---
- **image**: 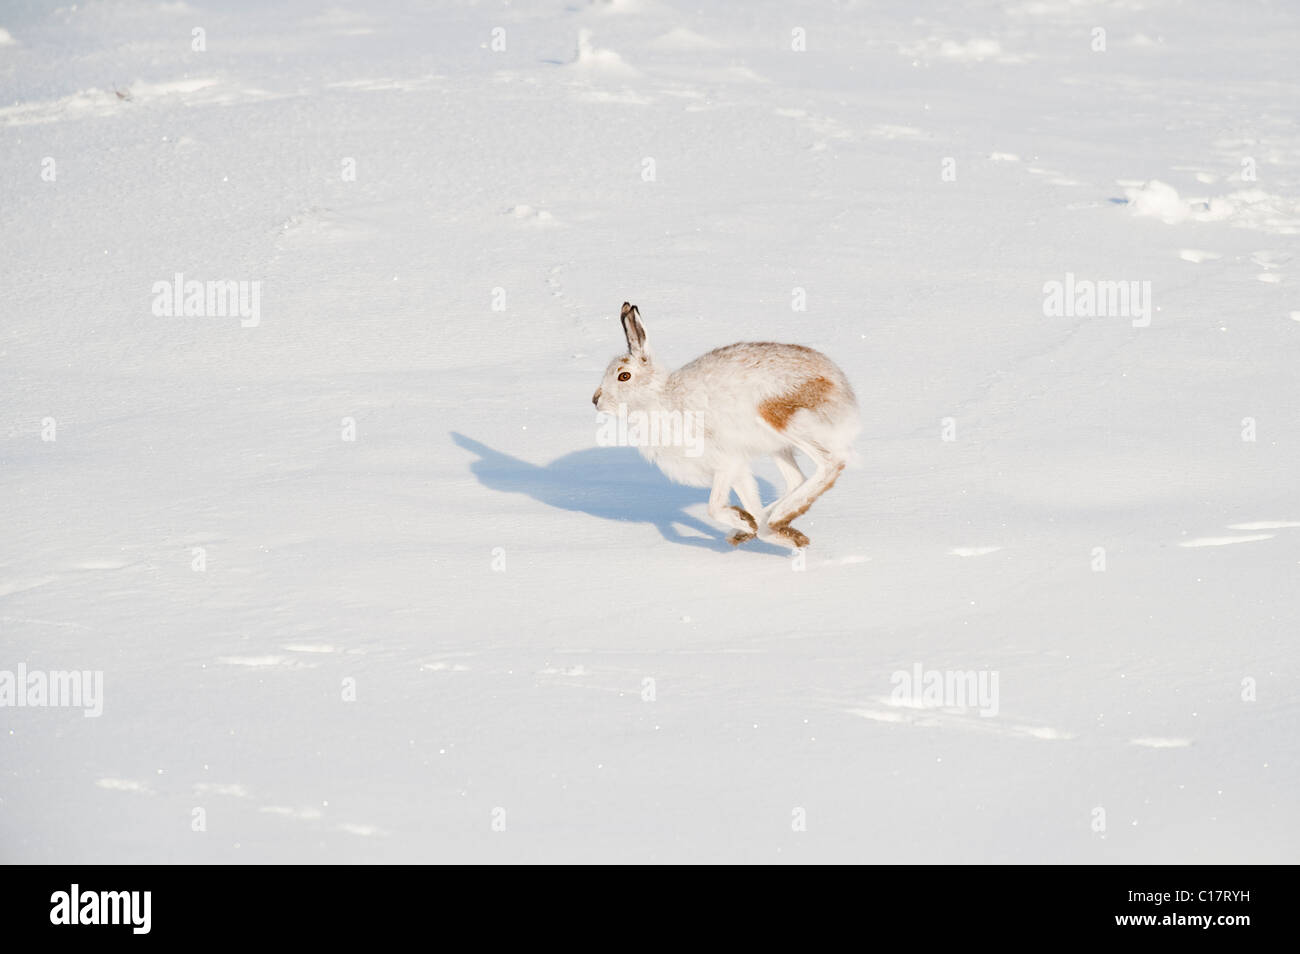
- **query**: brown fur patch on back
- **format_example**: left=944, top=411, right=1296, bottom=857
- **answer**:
left=759, top=376, right=835, bottom=431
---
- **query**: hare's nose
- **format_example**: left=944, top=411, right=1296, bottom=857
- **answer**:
left=592, top=388, right=602, bottom=407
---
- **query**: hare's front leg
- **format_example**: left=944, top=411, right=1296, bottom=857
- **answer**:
left=708, top=469, right=758, bottom=546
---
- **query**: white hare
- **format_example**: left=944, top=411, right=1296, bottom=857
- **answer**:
left=592, top=302, right=859, bottom=549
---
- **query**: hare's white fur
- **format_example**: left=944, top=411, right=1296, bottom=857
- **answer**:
left=592, top=302, right=858, bottom=549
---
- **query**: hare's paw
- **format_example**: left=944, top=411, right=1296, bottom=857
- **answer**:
left=764, top=524, right=810, bottom=549
left=728, top=506, right=758, bottom=532
left=707, top=501, right=758, bottom=542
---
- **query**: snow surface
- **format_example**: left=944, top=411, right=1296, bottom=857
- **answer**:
left=1, top=0, right=1297, bottom=863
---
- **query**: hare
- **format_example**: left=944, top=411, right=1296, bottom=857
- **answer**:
left=592, top=302, right=859, bottom=549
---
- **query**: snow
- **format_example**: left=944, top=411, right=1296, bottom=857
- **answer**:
left=1, top=0, right=1297, bottom=863
left=1125, top=179, right=1300, bottom=231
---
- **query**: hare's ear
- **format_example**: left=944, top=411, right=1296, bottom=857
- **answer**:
left=620, top=302, right=649, bottom=360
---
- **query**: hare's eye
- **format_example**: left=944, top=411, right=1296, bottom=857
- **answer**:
left=617, top=371, right=631, bottom=382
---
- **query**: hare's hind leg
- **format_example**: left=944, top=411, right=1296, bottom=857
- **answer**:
left=708, top=468, right=758, bottom=546
left=752, top=448, right=805, bottom=544
left=772, top=447, right=805, bottom=497
left=761, top=438, right=845, bottom=549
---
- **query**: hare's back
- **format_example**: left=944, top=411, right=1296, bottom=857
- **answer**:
left=673, top=342, right=855, bottom=406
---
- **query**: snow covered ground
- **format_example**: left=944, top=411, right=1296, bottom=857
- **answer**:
left=2, top=0, right=1297, bottom=863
